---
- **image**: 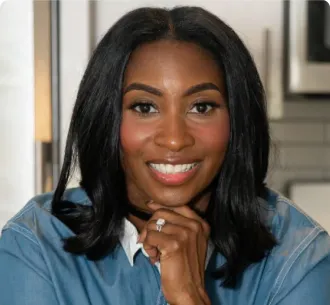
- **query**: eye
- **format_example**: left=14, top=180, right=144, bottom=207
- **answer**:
left=189, top=101, right=220, bottom=114
left=129, top=101, right=158, bottom=115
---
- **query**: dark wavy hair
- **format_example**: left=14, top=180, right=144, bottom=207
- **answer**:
left=51, top=6, right=277, bottom=288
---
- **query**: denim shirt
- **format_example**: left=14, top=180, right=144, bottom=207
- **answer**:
left=0, top=187, right=330, bottom=305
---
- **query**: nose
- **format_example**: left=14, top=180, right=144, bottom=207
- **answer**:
left=153, top=114, right=195, bottom=152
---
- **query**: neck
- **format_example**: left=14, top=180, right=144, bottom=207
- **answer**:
left=128, top=203, right=152, bottom=221
left=127, top=213, right=147, bottom=233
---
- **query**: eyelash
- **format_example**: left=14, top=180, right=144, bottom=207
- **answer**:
left=128, top=101, right=158, bottom=117
left=128, top=100, right=221, bottom=116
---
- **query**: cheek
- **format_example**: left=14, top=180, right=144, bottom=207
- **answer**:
left=120, top=115, right=153, bottom=156
left=195, top=115, right=230, bottom=156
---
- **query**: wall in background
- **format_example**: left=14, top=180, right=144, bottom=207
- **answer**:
left=59, top=0, right=90, bottom=188
left=268, top=100, right=330, bottom=195
left=0, top=0, right=35, bottom=228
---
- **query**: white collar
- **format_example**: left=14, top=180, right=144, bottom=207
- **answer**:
left=120, top=218, right=215, bottom=269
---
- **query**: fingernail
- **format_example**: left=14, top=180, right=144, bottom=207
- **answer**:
left=146, top=200, right=154, bottom=206
left=136, top=234, right=141, bottom=244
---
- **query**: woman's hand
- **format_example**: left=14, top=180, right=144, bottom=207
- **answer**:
left=138, top=202, right=211, bottom=305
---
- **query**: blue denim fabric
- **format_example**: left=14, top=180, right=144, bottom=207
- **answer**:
left=0, top=187, right=330, bottom=305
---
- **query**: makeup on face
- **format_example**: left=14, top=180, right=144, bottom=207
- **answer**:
left=120, top=40, right=230, bottom=217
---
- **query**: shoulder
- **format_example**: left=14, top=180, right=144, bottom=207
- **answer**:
left=0, top=188, right=92, bottom=303
left=262, top=188, right=330, bottom=304
left=265, top=188, right=328, bottom=252
left=266, top=188, right=322, bottom=231
left=1, top=187, right=90, bottom=247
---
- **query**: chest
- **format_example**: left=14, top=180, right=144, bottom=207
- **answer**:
left=49, top=249, right=271, bottom=305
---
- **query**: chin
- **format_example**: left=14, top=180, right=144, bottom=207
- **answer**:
left=153, top=196, right=191, bottom=207
left=148, top=187, right=201, bottom=206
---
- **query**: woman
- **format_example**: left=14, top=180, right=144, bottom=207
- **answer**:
left=0, top=6, right=330, bottom=305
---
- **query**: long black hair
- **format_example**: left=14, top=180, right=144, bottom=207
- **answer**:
left=51, top=6, right=276, bottom=288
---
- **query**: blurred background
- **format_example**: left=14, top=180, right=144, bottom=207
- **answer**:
left=0, top=0, right=329, bottom=230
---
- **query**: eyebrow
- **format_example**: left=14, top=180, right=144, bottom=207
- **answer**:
left=123, top=82, right=221, bottom=97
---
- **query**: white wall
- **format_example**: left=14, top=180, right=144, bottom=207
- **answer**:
left=59, top=0, right=90, bottom=187
left=0, top=0, right=35, bottom=228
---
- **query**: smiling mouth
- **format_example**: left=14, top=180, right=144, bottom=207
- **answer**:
left=149, top=163, right=199, bottom=174
left=147, top=162, right=200, bottom=185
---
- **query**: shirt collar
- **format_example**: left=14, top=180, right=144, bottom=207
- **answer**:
left=120, top=218, right=215, bottom=268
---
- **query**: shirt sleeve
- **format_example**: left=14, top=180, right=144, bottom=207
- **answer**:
left=274, top=248, right=330, bottom=305
left=0, top=225, right=59, bottom=305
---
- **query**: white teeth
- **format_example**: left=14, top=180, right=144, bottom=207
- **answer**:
left=160, top=164, right=166, bottom=173
left=150, top=163, right=198, bottom=174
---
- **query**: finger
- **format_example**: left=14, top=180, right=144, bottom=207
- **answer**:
left=146, top=220, right=191, bottom=242
left=143, top=222, right=200, bottom=267
left=145, top=207, right=210, bottom=239
left=142, top=242, right=159, bottom=259
left=143, top=230, right=177, bottom=258
left=138, top=211, right=175, bottom=243
left=145, top=210, right=208, bottom=276
left=137, top=209, right=176, bottom=244
left=147, top=202, right=210, bottom=236
left=146, top=220, right=207, bottom=272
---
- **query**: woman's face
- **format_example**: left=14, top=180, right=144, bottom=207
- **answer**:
left=120, top=40, right=230, bottom=211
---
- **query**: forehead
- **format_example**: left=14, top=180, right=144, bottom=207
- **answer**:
left=123, top=40, right=224, bottom=88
